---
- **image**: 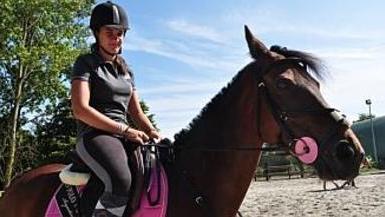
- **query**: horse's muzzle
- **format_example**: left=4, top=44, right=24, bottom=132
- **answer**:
left=335, top=140, right=365, bottom=164
left=336, top=140, right=355, bottom=161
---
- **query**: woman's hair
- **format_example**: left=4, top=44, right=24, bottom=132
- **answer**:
left=115, top=55, right=133, bottom=77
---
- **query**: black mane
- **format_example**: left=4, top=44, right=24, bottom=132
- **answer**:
left=270, top=45, right=328, bottom=81
left=173, top=65, right=253, bottom=147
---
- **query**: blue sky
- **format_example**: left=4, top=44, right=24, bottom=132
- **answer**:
left=102, top=0, right=385, bottom=138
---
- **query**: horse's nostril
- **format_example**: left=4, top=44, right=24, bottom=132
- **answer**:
left=336, top=140, right=355, bottom=160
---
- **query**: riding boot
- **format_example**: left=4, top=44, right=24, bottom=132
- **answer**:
left=92, top=192, right=129, bottom=217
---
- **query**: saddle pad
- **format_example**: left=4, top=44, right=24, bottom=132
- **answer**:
left=45, top=184, right=84, bottom=217
left=132, top=164, right=168, bottom=217
left=45, top=165, right=168, bottom=217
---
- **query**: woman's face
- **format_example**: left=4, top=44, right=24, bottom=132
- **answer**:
left=97, top=26, right=125, bottom=54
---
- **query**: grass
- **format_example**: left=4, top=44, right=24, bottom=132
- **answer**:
left=359, top=167, right=385, bottom=175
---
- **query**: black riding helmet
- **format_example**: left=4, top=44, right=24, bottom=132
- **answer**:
left=90, top=1, right=129, bottom=32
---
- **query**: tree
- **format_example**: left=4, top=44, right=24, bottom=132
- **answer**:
left=353, top=113, right=376, bottom=123
left=0, top=0, right=94, bottom=188
left=34, top=98, right=77, bottom=165
left=127, top=101, right=158, bottom=130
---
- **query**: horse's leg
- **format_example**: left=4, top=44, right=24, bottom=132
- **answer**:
left=331, top=181, right=340, bottom=189
left=340, top=179, right=357, bottom=189
left=0, top=164, right=63, bottom=217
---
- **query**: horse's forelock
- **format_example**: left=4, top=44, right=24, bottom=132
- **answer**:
left=270, top=45, right=328, bottom=81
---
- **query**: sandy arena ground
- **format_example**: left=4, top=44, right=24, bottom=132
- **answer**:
left=239, top=173, right=385, bottom=217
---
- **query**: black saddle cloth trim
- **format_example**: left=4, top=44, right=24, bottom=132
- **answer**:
left=55, top=184, right=81, bottom=217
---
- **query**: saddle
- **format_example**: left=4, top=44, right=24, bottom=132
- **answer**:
left=45, top=139, right=174, bottom=217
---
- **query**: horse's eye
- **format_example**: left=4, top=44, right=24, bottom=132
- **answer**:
left=298, top=62, right=307, bottom=71
left=276, top=78, right=291, bottom=89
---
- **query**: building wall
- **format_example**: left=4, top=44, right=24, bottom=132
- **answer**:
left=352, top=116, right=385, bottom=167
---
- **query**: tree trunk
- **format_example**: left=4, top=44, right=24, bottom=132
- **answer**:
left=4, top=73, right=23, bottom=188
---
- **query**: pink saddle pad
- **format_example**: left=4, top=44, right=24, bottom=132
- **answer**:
left=45, top=165, right=168, bottom=217
left=132, top=165, right=168, bottom=217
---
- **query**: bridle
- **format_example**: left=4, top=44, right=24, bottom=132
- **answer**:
left=254, top=57, right=350, bottom=158
left=162, top=57, right=351, bottom=217
left=175, top=57, right=350, bottom=155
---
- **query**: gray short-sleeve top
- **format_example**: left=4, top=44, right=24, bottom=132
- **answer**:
left=72, top=46, right=135, bottom=136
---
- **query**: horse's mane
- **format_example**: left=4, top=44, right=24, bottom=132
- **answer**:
left=270, top=45, right=328, bottom=81
left=173, top=65, right=253, bottom=147
left=173, top=45, right=327, bottom=146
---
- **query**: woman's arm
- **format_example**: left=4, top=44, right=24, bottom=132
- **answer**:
left=128, top=91, right=161, bottom=139
left=71, top=80, right=148, bottom=143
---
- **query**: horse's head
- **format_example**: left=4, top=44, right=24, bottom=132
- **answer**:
left=244, top=26, right=365, bottom=181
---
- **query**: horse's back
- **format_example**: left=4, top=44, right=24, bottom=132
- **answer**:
left=0, top=164, right=64, bottom=217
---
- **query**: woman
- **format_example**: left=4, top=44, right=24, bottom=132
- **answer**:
left=71, top=1, right=161, bottom=216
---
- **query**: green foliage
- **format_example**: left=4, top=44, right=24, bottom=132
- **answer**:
left=127, top=101, right=158, bottom=130
left=0, top=0, right=93, bottom=112
left=34, top=98, right=77, bottom=164
left=354, top=113, right=376, bottom=123
left=364, top=155, right=379, bottom=169
left=0, top=0, right=95, bottom=187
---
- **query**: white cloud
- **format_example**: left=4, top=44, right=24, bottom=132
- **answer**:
left=139, top=79, right=227, bottom=95
left=165, top=19, right=225, bottom=44
left=222, top=5, right=385, bottom=41
left=124, top=32, right=245, bottom=71
left=122, top=27, right=252, bottom=138
left=142, top=91, right=216, bottom=138
left=320, top=50, right=385, bottom=121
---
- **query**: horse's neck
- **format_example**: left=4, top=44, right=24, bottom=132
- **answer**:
left=169, top=71, right=264, bottom=217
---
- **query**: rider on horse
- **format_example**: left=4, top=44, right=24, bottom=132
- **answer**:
left=71, top=1, right=161, bottom=216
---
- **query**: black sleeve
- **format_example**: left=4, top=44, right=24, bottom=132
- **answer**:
left=71, top=55, right=92, bottom=82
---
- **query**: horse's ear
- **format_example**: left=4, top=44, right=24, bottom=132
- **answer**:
left=244, top=25, right=270, bottom=59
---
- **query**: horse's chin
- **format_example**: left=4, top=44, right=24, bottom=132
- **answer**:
left=314, top=159, right=360, bottom=181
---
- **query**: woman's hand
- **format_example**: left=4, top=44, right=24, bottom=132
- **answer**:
left=123, top=127, right=149, bottom=144
left=146, top=128, right=161, bottom=141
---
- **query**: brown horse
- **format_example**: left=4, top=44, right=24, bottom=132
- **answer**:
left=0, top=26, right=364, bottom=217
